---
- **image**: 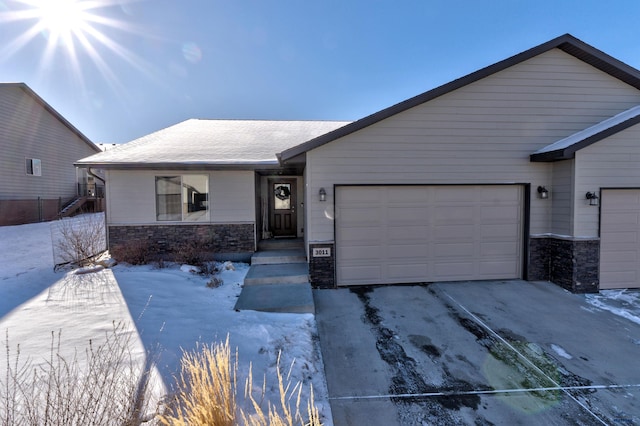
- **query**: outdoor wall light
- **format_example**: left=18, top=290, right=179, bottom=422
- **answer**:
left=586, top=192, right=599, bottom=206
left=537, top=186, right=549, bottom=199
left=319, top=187, right=327, bottom=202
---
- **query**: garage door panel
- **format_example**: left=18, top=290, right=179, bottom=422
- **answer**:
left=340, top=265, right=382, bottom=284
left=480, top=205, right=520, bottom=221
left=336, top=185, right=522, bottom=285
left=434, top=225, right=475, bottom=240
left=433, top=206, right=474, bottom=223
left=338, top=187, right=381, bottom=203
left=481, top=241, right=519, bottom=256
left=340, top=207, right=382, bottom=224
left=388, top=187, right=430, bottom=202
left=387, top=244, right=430, bottom=258
left=388, top=226, right=429, bottom=241
left=433, top=262, right=475, bottom=279
left=479, top=261, right=519, bottom=276
left=480, top=223, right=521, bottom=239
left=434, top=243, right=474, bottom=258
left=387, top=264, right=429, bottom=281
left=600, top=189, right=640, bottom=289
left=339, top=245, right=385, bottom=260
left=387, top=207, right=430, bottom=223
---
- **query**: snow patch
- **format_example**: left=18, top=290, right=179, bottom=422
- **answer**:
left=180, top=264, right=200, bottom=274
left=586, top=290, right=640, bottom=326
left=550, top=344, right=573, bottom=359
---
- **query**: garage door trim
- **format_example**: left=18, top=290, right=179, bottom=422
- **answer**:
left=333, top=183, right=530, bottom=286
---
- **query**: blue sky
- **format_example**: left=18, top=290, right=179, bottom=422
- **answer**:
left=2, top=0, right=640, bottom=144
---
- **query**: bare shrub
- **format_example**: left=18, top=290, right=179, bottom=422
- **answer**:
left=158, top=338, right=322, bottom=426
left=172, top=240, right=208, bottom=267
left=112, top=240, right=152, bottom=265
left=206, top=277, right=224, bottom=289
left=52, top=214, right=106, bottom=267
left=0, top=323, right=159, bottom=426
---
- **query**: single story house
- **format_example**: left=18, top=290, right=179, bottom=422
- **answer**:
left=77, top=34, right=640, bottom=293
left=0, top=83, right=103, bottom=225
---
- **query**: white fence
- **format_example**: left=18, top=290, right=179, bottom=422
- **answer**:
left=50, top=213, right=106, bottom=267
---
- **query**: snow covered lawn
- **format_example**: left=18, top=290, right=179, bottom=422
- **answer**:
left=0, top=218, right=331, bottom=424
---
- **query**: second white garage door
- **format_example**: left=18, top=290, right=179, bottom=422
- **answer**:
left=600, top=189, right=640, bottom=289
left=335, top=185, right=523, bottom=286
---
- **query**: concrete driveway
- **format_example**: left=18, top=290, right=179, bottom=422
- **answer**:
left=313, top=281, right=640, bottom=425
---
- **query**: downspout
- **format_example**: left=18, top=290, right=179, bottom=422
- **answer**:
left=88, top=167, right=109, bottom=249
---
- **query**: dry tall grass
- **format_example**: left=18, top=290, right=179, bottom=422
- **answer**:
left=0, top=323, right=158, bottom=426
left=159, top=338, right=322, bottom=426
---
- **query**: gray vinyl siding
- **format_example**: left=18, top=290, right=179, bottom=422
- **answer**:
left=107, top=169, right=255, bottom=225
left=306, top=48, right=640, bottom=242
left=575, top=125, right=640, bottom=237
left=550, top=160, right=574, bottom=236
left=0, top=86, right=98, bottom=200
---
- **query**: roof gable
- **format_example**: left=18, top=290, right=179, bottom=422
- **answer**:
left=278, top=34, right=640, bottom=164
left=0, top=83, right=100, bottom=153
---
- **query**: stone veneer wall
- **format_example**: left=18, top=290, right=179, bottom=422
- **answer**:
left=528, top=236, right=599, bottom=293
left=109, top=223, right=255, bottom=258
left=309, top=243, right=336, bottom=289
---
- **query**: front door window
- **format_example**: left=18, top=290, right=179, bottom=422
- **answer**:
left=274, top=183, right=291, bottom=210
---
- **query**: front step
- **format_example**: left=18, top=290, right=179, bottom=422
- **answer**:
left=251, top=249, right=306, bottom=265
left=257, top=238, right=304, bottom=251
left=244, top=263, right=309, bottom=285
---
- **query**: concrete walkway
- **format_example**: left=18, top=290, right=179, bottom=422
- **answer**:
left=234, top=243, right=314, bottom=314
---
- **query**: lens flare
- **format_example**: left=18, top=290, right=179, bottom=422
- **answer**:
left=0, top=0, right=157, bottom=102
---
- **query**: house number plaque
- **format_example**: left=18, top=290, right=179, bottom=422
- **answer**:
left=312, top=247, right=331, bottom=257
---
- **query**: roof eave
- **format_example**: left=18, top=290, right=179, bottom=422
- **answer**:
left=75, top=161, right=283, bottom=171
left=531, top=114, right=640, bottom=162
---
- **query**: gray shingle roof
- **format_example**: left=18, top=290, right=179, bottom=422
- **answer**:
left=76, top=119, right=350, bottom=169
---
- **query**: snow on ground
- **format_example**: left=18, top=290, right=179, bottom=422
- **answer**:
left=585, top=289, right=640, bottom=326
left=0, top=218, right=331, bottom=424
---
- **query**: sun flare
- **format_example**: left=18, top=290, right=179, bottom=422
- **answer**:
left=0, top=0, right=154, bottom=96
left=36, top=0, right=90, bottom=41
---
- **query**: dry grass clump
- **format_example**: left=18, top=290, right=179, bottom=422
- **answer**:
left=0, top=323, right=157, bottom=426
left=159, top=337, right=322, bottom=426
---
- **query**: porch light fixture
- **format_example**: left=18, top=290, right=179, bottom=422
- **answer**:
left=586, top=192, right=599, bottom=206
left=319, top=187, right=326, bottom=202
left=537, top=186, right=549, bottom=199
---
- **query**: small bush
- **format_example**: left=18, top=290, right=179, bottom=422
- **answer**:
left=206, top=277, right=224, bottom=288
left=112, top=240, right=151, bottom=265
left=53, top=214, right=106, bottom=267
left=172, top=240, right=209, bottom=267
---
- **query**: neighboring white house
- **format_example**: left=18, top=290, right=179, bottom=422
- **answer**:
left=77, top=34, right=640, bottom=292
left=0, top=83, right=102, bottom=225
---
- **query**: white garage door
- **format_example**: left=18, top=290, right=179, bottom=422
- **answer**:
left=600, top=189, right=640, bottom=289
left=335, top=185, right=523, bottom=286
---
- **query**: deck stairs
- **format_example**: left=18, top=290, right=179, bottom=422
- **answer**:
left=234, top=238, right=314, bottom=313
left=58, top=197, right=88, bottom=218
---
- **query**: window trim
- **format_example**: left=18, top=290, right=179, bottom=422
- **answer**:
left=26, top=158, right=42, bottom=176
left=155, top=174, right=209, bottom=222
